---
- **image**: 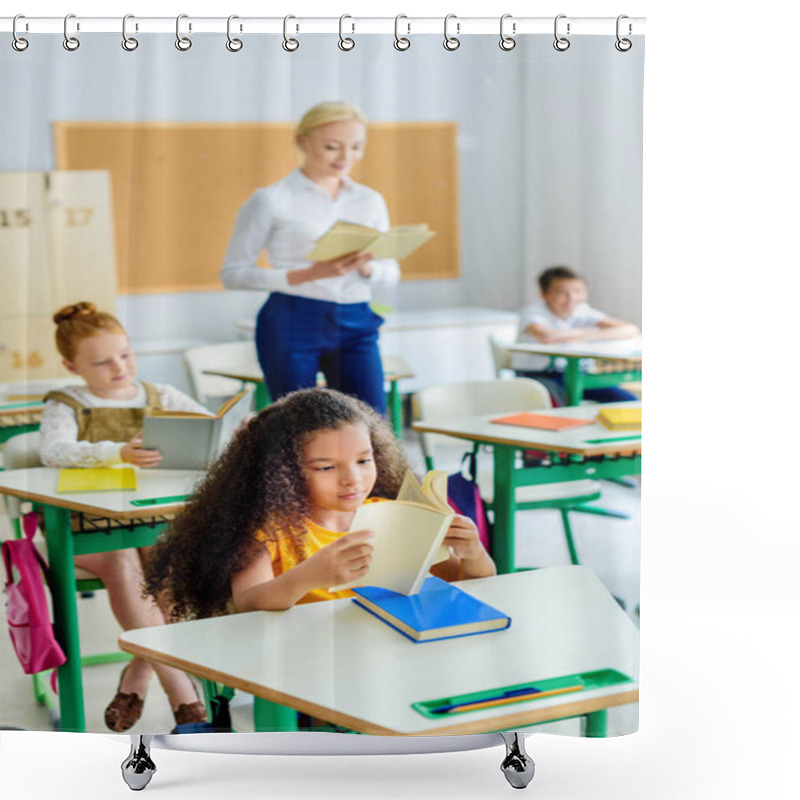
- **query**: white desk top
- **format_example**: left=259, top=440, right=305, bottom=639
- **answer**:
left=413, top=401, right=641, bottom=457
left=508, top=337, right=642, bottom=361
left=204, top=354, right=414, bottom=383
left=120, top=566, right=638, bottom=736
left=0, top=467, right=201, bottom=518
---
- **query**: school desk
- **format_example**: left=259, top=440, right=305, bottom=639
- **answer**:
left=0, top=398, right=44, bottom=444
left=120, top=566, right=638, bottom=737
left=508, top=337, right=642, bottom=406
left=0, top=378, right=79, bottom=444
left=0, top=467, right=201, bottom=732
left=413, top=401, right=641, bottom=574
left=203, top=354, right=415, bottom=438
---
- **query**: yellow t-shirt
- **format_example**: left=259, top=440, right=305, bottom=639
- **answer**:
left=255, top=497, right=385, bottom=605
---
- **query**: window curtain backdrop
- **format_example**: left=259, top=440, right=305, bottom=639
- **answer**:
left=1, top=28, right=643, bottom=741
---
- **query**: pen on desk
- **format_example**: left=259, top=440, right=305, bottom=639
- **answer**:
left=130, top=494, right=189, bottom=507
left=430, top=683, right=584, bottom=715
left=583, top=435, right=641, bottom=444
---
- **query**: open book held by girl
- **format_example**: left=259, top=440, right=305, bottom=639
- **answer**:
left=146, top=388, right=496, bottom=618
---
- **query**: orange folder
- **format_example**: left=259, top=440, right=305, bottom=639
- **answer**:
left=491, top=412, right=594, bottom=431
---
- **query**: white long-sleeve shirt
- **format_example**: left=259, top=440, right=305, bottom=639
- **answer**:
left=39, top=382, right=209, bottom=468
left=220, top=169, right=400, bottom=303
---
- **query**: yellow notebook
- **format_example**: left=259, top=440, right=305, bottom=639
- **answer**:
left=597, top=407, right=642, bottom=431
left=57, top=467, right=138, bottom=493
left=306, top=221, right=436, bottom=262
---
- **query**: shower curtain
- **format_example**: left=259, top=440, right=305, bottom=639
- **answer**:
left=1, top=17, right=643, bottom=747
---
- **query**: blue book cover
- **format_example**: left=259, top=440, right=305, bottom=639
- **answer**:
left=352, top=576, right=511, bottom=643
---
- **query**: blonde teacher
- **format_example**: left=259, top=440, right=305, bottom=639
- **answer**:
left=220, top=102, right=400, bottom=414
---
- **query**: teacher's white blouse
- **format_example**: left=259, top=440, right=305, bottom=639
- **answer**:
left=220, top=169, right=400, bottom=303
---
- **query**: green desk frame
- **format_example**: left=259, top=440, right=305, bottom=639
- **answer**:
left=562, top=359, right=642, bottom=406
left=39, top=505, right=168, bottom=732
left=492, top=448, right=642, bottom=575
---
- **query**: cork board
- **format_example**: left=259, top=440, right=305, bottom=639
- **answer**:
left=53, top=122, right=460, bottom=294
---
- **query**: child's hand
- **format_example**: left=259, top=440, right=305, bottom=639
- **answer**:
left=443, top=515, right=486, bottom=563
left=120, top=431, right=162, bottom=468
left=300, top=529, right=374, bottom=589
left=543, top=328, right=587, bottom=344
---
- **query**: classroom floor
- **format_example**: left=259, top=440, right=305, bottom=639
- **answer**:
left=0, top=427, right=640, bottom=737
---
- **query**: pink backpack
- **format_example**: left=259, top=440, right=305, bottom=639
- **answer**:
left=2, top=512, right=66, bottom=677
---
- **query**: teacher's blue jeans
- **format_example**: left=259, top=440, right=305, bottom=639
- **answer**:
left=256, top=293, right=386, bottom=414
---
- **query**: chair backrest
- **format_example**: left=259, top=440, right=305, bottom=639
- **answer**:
left=488, top=333, right=515, bottom=377
left=412, top=378, right=552, bottom=466
left=182, top=340, right=259, bottom=408
left=3, top=431, right=42, bottom=470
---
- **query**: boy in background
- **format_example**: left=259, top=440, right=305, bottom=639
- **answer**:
left=511, top=265, right=639, bottom=405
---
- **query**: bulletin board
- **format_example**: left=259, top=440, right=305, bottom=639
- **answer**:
left=53, top=122, right=460, bottom=294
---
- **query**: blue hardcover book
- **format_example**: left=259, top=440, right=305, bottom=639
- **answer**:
left=351, top=576, right=511, bottom=643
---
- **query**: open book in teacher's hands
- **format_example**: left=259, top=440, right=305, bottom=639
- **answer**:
left=329, top=470, right=453, bottom=595
left=141, top=389, right=251, bottom=470
left=305, top=220, right=436, bottom=262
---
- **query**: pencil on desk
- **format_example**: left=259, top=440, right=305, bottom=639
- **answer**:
left=433, top=683, right=584, bottom=715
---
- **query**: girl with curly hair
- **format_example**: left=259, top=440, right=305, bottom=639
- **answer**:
left=145, top=388, right=494, bottom=620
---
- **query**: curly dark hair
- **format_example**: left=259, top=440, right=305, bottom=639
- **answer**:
left=144, top=388, right=409, bottom=620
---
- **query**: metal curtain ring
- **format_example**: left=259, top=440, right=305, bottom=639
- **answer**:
left=339, top=15, right=355, bottom=51
left=283, top=15, right=299, bottom=51
left=615, top=15, right=632, bottom=51
left=443, top=14, right=460, bottom=51
left=63, top=13, right=80, bottom=51
left=12, top=14, right=29, bottom=51
left=553, top=14, right=570, bottom=51
left=176, top=14, right=192, bottom=51
left=227, top=15, right=243, bottom=51
left=122, top=14, right=138, bottom=51
left=394, top=15, right=410, bottom=51
left=499, top=14, right=515, bottom=51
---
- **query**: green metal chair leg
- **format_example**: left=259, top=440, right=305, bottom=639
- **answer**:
left=572, top=505, right=630, bottom=520
left=605, top=476, right=637, bottom=489
left=559, top=509, right=581, bottom=565
left=81, top=652, right=132, bottom=667
left=201, top=678, right=218, bottom=710
left=32, top=670, right=51, bottom=705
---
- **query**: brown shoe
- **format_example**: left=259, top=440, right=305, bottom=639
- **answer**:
left=104, top=665, right=145, bottom=732
left=173, top=701, right=207, bottom=726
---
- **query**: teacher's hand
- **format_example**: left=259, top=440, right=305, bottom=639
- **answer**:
left=287, top=251, right=373, bottom=285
